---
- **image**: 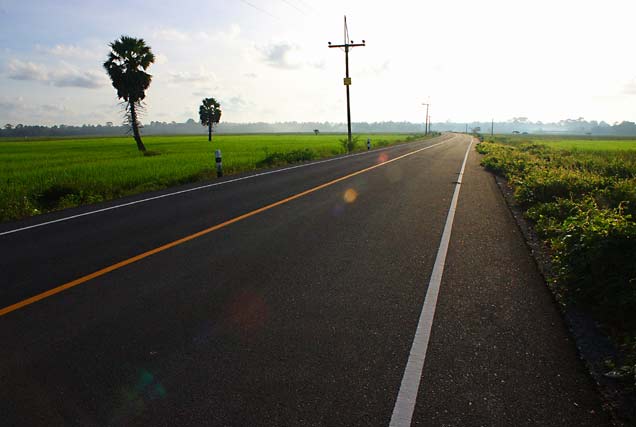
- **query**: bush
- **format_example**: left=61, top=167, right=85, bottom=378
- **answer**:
left=257, top=148, right=317, bottom=168
left=339, top=136, right=359, bottom=154
left=479, top=139, right=636, bottom=352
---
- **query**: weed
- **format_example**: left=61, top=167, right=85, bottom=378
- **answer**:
left=478, top=138, right=636, bottom=362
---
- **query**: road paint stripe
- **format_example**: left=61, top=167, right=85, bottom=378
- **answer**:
left=0, top=137, right=451, bottom=237
left=389, top=136, right=473, bottom=427
left=0, top=137, right=456, bottom=317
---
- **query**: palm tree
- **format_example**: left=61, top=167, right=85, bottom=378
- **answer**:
left=199, top=98, right=222, bottom=142
left=104, top=36, right=155, bottom=152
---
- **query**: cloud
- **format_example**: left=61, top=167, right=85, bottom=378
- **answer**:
left=623, top=79, right=636, bottom=95
left=220, top=95, right=250, bottom=112
left=309, top=60, right=325, bottom=70
left=372, top=60, right=390, bottom=74
left=169, top=70, right=217, bottom=85
left=153, top=28, right=191, bottom=42
left=53, top=70, right=105, bottom=88
left=153, top=25, right=241, bottom=43
left=35, top=44, right=101, bottom=60
left=260, top=42, right=299, bottom=69
left=7, top=59, right=48, bottom=81
left=155, top=53, right=168, bottom=64
left=0, top=97, right=79, bottom=125
left=192, top=87, right=221, bottom=97
left=5, top=59, right=106, bottom=89
left=244, top=72, right=258, bottom=79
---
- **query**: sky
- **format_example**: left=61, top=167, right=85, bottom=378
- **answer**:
left=1, top=0, right=636, bottom=126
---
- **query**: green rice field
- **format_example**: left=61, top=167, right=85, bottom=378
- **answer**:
left=494, top=134, right=636, bottom=151
left=0, top=133, right=418, bottom=222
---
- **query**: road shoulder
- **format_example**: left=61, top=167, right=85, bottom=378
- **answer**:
left=411, top=143, right=611, bottom=425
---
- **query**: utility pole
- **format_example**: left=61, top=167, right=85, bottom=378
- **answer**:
left=491, top=118, right=494, bottom=137
left=421, top=103, right=430, bottom=135
left=328, top=16, right=365, bottom=153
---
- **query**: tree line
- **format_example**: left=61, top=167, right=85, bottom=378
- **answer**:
left=5, top=119, right=636, bottom=139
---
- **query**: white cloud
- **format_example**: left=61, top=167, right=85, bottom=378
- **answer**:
left=221, top=95, right=250, bottom=112
left=259, top=42, right=300, bottom=69
left=155, top=53, right=168, bottom=64
left=192, top=88, right=221, bottom=97
left=5, top=59, right=106, bottom=89
left=53, top=69, right=105, bottom=89
left=152, top=28, right=191, bottom=42
left=623, top=79, right=636, bottom=95
left=152, top=25, right=241, bottom=43
left=35, top=44, right=100, bottom=60
left=7, top=59, right=48, bottom=81
left=168, top=69, right=217, bottom=85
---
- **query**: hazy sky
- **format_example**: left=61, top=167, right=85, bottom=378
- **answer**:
left=1, top=0, right=636, bottom=126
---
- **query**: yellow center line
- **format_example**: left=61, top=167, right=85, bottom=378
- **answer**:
left=0, top=138, right=454, bottom=317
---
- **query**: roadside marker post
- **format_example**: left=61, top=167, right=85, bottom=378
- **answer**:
left=215, top=149, right=223, bottom=177
left=367, top=138, right=371, bottom=150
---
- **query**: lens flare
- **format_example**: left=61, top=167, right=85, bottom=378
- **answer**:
left=343, top=188, right=358, bottom=203
left=227, top=290, right=267, bottom=334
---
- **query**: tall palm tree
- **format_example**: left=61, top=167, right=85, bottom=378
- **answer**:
left=199, top=98, right=222, bottom=142
left=104, top=36, right=155, bottom=152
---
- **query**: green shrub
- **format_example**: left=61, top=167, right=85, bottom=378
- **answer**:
left=478, top=139, right=636, bottom=351
left=339, top=136, right=359, bottom=154
left=545, top=197, right=636, bottom=331
left=256, top=148, right=317, bottom=168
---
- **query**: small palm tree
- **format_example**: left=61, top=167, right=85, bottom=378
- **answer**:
left=199, top=98, right=222, bottom=142
left=104, top=36, right=155, bottom=152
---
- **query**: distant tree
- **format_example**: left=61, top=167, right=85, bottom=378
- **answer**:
left=199, top=98, right=222, bottom=142
left=313, top=129, right=319, bottom=135
left=103, top=35, right=155, bottom=152
left=4, top=124, right=12, bottom=130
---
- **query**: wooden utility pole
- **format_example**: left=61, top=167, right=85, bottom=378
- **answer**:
left=328, top=16, right=365, bottom=152
left=491, top=118, right=494, bottom=136
left=422, top=103, right=430, bottom=135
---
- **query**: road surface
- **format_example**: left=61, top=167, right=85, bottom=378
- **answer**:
left=0, top=134, right=609, bottom=426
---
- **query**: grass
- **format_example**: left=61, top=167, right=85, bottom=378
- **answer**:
left=0, top=133, right=420, bottom=223
left=476, top=135, right=636, bottom=383
left=491, top=134, right=636, bottom=152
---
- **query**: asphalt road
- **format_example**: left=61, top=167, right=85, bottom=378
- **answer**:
left=0, top=134, right=610, bottom=426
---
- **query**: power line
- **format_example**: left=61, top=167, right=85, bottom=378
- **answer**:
left=294, top=0, right=315, bottom=12
left=238, top=0, right=279, bottom=20
left=279, top=0, right=306, bottom=14
left=328, top=16, right=366, bottom=153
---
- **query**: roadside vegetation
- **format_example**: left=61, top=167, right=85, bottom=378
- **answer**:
left=0, top=133, right=425, bottom=223
left=476, top=135, right=636, bottom=384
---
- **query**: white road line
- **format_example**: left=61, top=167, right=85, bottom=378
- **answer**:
left=0, top=137, right=453, bottom=237
left=389, top=136, right=473, bottom=427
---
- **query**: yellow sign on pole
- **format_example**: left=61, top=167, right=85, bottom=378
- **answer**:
left=343, top=77, right=352, bottom=86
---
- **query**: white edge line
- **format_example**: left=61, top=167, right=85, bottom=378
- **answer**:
left=389, top=136, right=474, bottom=427
left=0, top=136, right=454, bottom=237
